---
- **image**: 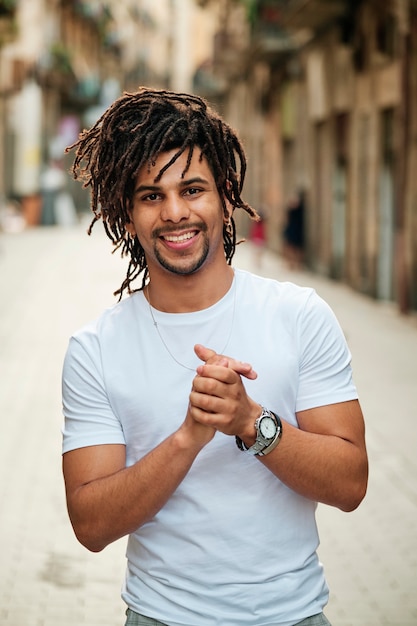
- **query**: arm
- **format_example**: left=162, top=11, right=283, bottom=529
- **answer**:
left=246, top=399, right=367, bottom=511
left=63, top=411, right=215, bottom=553
left=63, top=348, right=257, bottom=553
left=190, top=350, right=368, bottom=512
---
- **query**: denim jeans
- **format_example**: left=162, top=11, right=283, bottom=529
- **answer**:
left=124, top=608, right=332, bottom=626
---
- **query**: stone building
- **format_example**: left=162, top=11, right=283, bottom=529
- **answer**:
left=0, top=0, right=215, bottom=226
left=3, top=0, right=417, bottom=313
left=198, top=0, right=417, bottom=313
left=0, top=0, right=122, bottom=224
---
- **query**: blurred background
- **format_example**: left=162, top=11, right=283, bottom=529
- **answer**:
left=0, top=2, right=417, bottom=626
left=1, top=0, right=417, bottom=313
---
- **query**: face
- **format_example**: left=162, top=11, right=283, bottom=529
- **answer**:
left=127, top=148, right=229, bottom=278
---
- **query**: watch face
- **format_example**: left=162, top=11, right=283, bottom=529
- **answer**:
left=259, top=415, right=277, bottom=439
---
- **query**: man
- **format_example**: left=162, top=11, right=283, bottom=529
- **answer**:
left=62, top=87, right=368, bottom=626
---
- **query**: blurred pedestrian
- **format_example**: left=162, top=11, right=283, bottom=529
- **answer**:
left=40, top=159, right=66, bottom=226
left=282, top=190, right=305, bottom=269
left=40, top=158, right=77, bottom=227
left=62, top=88, right=368, bottom=626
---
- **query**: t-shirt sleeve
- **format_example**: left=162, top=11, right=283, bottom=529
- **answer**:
left=295, top=290, right=358, bottom=412
left=62, top=332, right=126, bottom=454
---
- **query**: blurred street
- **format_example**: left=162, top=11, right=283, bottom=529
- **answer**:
left=0, top=218, right=416, bottom=626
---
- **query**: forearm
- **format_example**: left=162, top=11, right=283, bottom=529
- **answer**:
left=192, top=351, right=368, bottom=511
left=259, top=419, right=368, bottom=511
left=65, top=427, right=205, bottom=552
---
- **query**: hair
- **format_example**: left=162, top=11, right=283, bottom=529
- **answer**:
left=67, top=87, right=258, bottom=299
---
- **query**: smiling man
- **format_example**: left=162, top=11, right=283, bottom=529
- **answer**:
left=62, top=87, right=368, bottom=626
left=128, top=148, right=228, bottom=288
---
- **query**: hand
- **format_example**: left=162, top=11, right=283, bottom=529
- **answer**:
left=194, top=344, right=258, bottom=380
left=180, top=402, right=217, bottom=450
left=189, top=345, right=260, bottom=440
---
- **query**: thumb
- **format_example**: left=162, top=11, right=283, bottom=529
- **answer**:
left=194, top=344, right=218, bottom=363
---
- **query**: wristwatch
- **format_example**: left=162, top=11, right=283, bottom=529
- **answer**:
left=235, top=407, right=282, bottom=456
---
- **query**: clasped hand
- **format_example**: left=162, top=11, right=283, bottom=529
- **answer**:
left=186, top=344, right=260, bottom=447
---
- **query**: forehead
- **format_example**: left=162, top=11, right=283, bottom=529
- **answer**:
left=136, top=147, right=214, bottom=185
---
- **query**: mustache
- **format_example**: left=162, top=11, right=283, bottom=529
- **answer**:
left=152, top=222, right=207, bottom=238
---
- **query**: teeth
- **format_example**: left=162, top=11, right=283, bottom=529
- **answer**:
left=164, top=232, right=195, bottom=242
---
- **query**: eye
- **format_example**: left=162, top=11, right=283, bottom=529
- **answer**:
left=185, top=187, right=201, bottom=197
left=143, top=192, right=160, bottom=201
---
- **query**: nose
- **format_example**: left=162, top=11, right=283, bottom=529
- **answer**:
left=160, top=193, right=191, bottom=223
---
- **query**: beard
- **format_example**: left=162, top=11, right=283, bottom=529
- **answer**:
left=154, top=235, right=210, bottom=275
left=151, top=221, right=210, bottom=276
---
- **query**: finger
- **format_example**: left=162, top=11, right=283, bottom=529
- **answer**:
left=196, top=358, right=257, bottom=380
left=195, top=363, right=237, bottom=383
left=189, top=387, right=233, bottom=422
left=194, top=344, right=258, bottom=380
left=226, top=358, right=258, bottom=380
left=194, top=344, right=217, bottom=362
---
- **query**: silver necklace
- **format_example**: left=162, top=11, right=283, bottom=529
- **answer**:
left=146, top=275, right=237, bottom=371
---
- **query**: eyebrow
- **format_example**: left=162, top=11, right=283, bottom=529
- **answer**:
left=134, top=176, right=209, bottom=195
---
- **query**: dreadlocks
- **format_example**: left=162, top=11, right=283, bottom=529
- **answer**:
left=67, top=87, right=258, bottom=299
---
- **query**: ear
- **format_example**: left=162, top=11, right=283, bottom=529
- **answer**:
left=125, top=222, right=136, bottom=237
left=125, top=212, right=137, bottom=237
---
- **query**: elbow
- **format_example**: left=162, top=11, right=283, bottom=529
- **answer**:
left=70, top=518, right=109, bottom=553
left=339, top=484, right=367, bottom=512
left=338, top=466, right=368, bottom=512
left=75, top=529, right=107, bottom=553
left=66, top=497, right=116, bottom=552
left=80, top=537, right=107, bottom=554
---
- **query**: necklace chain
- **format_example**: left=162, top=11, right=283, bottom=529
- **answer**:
left=146, top=276, right=236, bottom=371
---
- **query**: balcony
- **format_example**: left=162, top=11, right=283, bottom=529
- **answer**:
left=0, top=0, right=17, bottom=46
left=269, top=0, right=349, bottom=31
left=0, top=0, right=16, bottom=17
left=249, top=0, right=350, bottom=58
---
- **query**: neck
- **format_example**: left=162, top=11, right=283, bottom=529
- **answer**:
left=146, top=263, right=234, bottom=313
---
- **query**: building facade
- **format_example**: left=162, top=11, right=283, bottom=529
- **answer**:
left=2, top=0, right=417, bottom=313
left=0, top=0, right=215, bottom=227
left=199, top=0, right=417, bottom=314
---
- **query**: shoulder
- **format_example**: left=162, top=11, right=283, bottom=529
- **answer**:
left=70, top=292, right=144, bottom=351
left=234, top=268, right=316, bottom=312
left=234, top=268, right=340, bottom=338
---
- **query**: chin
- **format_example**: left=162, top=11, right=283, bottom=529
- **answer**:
left=156, top=251, right=209, bottom=276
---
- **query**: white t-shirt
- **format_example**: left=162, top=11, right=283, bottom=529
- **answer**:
left=62, top=268, right=358, bottom=626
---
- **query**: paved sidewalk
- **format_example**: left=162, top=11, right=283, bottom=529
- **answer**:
left=0, top=221, right=416, bottom=626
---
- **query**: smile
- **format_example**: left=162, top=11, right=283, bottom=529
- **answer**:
left=162, top=231, right=197, bottom=243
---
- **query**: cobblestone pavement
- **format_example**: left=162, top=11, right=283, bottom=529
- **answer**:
left=0, top=220, right=416, bottom=626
